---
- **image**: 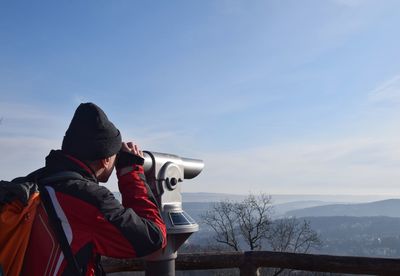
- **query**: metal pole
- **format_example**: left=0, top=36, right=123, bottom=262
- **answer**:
left=145, top=259, right=175, bottom=276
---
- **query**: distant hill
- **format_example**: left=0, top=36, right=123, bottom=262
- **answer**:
left=113, top=191, right=399, bottom=204
left=113, top=192, right=246, bottom=203
left=181, top=192, right=246, bottom=202
left=304, top=216, right=400, bottom=257
left=286, top=199, right=400, bottom=218
left=273, top=200, right=341, bottom=216
left=182, top=202, right=215, bottom=222
left=181, top=193, right=398, bottom=204
left=112, top=192, right=400, bottom=218
left=306, top=216, right=400, bottom=238
left=183, top=200, right=339, bottom=221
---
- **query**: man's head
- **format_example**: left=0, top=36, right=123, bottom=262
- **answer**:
left=62, top=103, right=122, bottom=182
left=84, top=154, right=117, bottom=183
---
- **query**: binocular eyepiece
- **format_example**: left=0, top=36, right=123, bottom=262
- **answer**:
left=143, top=151, right=204, bottom=180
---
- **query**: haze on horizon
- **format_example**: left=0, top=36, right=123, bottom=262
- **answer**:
left=1, top=0, right=400, bottom=196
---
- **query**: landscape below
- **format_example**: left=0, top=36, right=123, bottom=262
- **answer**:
left=113, top=192, right=400, bottom=258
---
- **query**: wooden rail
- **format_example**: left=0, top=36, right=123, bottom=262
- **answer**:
left=102, top=251, right=400, bottom=275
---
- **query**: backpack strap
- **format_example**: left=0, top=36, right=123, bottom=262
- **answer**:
left=39, top=171, right=83, bottom=185
left=38, top=172, right=84, bottom=276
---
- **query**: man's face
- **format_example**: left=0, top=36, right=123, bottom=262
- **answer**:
left=98, top=154, right=117, bottom=183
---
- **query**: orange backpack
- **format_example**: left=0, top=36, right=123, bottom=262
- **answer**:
left=0, top=173, right=83, bottom=276
left=0, top=181, right=40, bottom=276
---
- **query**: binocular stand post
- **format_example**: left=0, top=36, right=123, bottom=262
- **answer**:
left=145, top=259, right=175, bottom=276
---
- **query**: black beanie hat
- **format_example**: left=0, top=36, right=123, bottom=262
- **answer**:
left=62, top=103, right=122, bottom=160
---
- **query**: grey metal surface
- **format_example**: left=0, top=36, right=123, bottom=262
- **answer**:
left=145, top=259, right=175, bottom=276
left=143, top=151, right=204, bottom=180
left=142, top=151, right=204, bottom=275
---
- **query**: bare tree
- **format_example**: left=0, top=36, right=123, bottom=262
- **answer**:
left=202, top=194, right=323, bottom=276
left=201, top=200, right=241, bottom=251
left=269, top=218, right=322, bottom=253
left=236, top=194, right=273, bottom=251
left=201, top=193, right=274, bottom=252
left=267, top=218, right=322, bottom=276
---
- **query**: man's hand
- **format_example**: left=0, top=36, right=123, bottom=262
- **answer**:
left=116, top=142, right=145, bottom=175
left=121, top=142, right=144, bottom=158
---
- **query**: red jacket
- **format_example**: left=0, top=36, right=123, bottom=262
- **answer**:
left=21, top=150, right=167, bottom=275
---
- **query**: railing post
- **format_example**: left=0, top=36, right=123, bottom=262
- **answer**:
left=239, top=263, right=260, bottom=276
left=240, top=252, right=260, bottom=276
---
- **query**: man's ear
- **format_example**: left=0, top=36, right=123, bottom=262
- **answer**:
left=100, top=156, right=112, bottom=168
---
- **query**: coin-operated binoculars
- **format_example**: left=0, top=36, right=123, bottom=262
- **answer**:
left=142, top=151, right=204, bottom=276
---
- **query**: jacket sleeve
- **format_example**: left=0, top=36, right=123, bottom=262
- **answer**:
left=87, top=164, right=166, bottom=258
left=117, top=164, right=167, bottom=250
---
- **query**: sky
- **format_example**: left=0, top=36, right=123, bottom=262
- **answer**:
left=1, top=0, right=400, bottom=196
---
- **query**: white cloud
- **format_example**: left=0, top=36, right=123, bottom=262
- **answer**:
left=369, top=74, right=400, bottom=104
left=0, top=102, right=53, bottom=120
left=3, top=102, right=400, bottom=197
left=0, top=137, right=59, bottom=180
left=123, top=127, right=186, bottom=152
left=186, top=137, right=400, bottom=195
left=5, top=127, right=399, bottom=197
left=0, top=101, right=67, bottom=179
left=0, top=101, right=69, bottom=138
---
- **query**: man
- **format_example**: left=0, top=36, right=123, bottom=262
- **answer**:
left=20, top=103, right=167, bottom=275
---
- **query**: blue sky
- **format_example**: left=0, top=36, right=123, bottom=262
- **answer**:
left=1, top=0, right=400, bottom=195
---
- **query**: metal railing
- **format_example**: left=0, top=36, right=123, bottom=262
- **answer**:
left=102, top=251, right=400, bottom=275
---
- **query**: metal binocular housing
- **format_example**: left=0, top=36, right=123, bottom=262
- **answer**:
left=142, top=151, right=204, bottom=275
left=143, top=151, right=204, bottom=235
